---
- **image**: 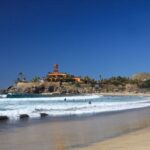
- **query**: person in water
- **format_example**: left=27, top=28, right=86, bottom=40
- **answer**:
left=88, top=101, right=92, bottom=104
left=64, top=98, right=66, bottom=101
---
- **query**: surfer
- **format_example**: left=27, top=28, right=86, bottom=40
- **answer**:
left=64, top=98, right=66, bottom=101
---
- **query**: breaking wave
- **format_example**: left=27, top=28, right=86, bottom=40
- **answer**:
left=0, top=94, right=150, bottom=120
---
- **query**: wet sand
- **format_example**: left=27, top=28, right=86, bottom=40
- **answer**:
left=0, top=107, right=150, bottom=150
left=72, top=127, right=150, bottom=150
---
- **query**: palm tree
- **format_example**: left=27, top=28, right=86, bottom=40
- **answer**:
left=16, top=72, right=26, bottom=83
left=99, top=74, right=103, bottom=82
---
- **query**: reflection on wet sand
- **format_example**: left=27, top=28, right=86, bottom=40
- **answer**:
left=52, top=123, right=65, bottom=150
left=0, top=108, right=150, bottom=150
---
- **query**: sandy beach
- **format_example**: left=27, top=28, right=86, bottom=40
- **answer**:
left=0, top=106, right=150, bottom=150
left=73, top=127, right=150, bottom=150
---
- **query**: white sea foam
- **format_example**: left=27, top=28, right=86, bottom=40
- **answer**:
left=0, top=94, right=7, bottom=98
left=0, top=95, right=150, bottom=120
left=1, top=94, right=101, bottom=101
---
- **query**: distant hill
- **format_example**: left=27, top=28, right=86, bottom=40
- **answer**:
left=132, top=73, right=150, bottom=81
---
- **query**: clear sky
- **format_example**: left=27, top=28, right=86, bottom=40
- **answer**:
left=0, top=0, right=150, bottom=88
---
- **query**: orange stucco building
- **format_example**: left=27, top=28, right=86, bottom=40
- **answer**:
left=48, top=64, right=81, bottom=82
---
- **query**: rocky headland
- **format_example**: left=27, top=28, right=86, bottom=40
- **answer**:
left=1, top=72, right=150, bottom=96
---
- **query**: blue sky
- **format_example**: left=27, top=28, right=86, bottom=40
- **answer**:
left=0, top=0, right=150, bottom=88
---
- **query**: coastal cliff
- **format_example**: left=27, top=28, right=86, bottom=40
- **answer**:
left=4, top=73, right=150, bottom=95
left=7, top=81, right=95, bottom=94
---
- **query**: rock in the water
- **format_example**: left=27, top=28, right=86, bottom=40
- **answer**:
left=40, top=113, right=48, bottom=118
left=20, top=114, right=29, bottom=119
left=0, top=116, right=9, bottom=121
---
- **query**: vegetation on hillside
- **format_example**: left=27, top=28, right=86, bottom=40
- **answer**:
left=32, top=76, right=41, bottom=82
left=1, top=72, right=150, bottom=94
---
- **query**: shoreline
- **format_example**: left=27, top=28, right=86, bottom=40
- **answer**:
left=72, top=126, right=150, bottom=150
left=98, top=92, right=150, bottom=97
left=0, top=94, right=150, bottom=150
left=0, top=106, right=150, bottom=150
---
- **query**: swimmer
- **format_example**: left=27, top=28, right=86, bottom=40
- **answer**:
left=88, top=101, right=92, bottom=104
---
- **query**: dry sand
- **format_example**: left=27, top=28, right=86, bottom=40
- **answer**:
left=73, top=127, right=150, bottom=150
left=98, top=92, right=150, bottom=97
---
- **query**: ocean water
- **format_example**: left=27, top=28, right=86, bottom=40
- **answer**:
left=0, top=94, right=150, bottom=121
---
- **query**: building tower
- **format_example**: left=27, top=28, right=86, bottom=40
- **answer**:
left=54, top=64, right=59, bottom=73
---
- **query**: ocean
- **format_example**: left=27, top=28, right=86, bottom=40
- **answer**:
left=1, top=94, right=150, bottom=150
left=0, top=94, right=150, bottom=121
